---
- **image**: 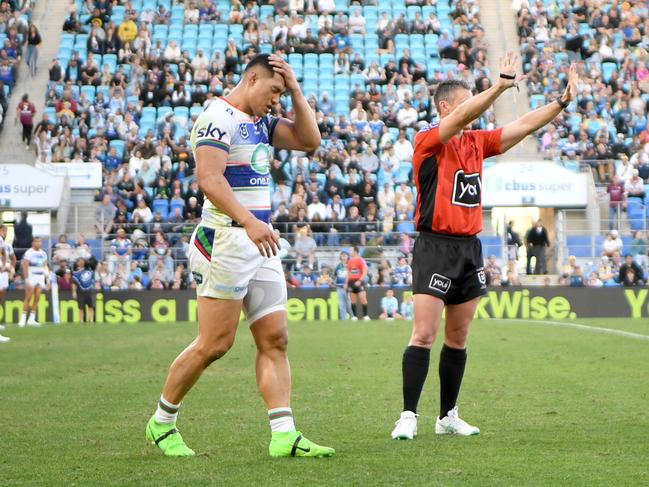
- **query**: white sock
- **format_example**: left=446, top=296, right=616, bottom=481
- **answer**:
left=155, top=396, right=180, bottom=424
left=29, top=312, right=36, bottom=321
left=268, top=407, right=296, bottom=433
left=22, top=312, right=28, bottom=323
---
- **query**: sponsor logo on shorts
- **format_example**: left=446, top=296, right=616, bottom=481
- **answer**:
left=476, top=267, right=487, bottom=289
left=429, top=273, right=451, bottom=294
left=213, top=283, right=247, bottom=293
left=452, top=170, right=481, bottom=207
left=192, top=272, right=203, bottom=284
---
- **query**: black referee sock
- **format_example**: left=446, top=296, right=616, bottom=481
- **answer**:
left=439, top=344, right=467, bottom=419
left=362, top=304, right=368, bottom=316
left=402, top=345, right=431, bottom=413
left=351, top=303, right=357, bottom=318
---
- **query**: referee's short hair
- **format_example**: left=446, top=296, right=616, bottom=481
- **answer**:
left=433, top=79, right=473, bottom=111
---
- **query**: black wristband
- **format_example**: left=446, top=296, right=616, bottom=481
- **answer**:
left=556, top=97, right=569, bottom=109
left=499, top=73, right=516, bottom=80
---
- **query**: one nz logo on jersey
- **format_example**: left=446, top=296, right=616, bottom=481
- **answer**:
left=452, top=170, right=481, bottom=207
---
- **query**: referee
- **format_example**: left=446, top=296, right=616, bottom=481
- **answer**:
left=72, top=259, right=96, bottom=323
left=391, top=53, right=578, bottom=439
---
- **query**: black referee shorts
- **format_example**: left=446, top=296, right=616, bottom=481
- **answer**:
left=412, top=232, right=487, bottom=305
left=77, top=289, right=96, bottom=309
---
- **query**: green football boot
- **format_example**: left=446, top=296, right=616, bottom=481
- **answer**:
left=268, top=431, right=335, bottom=458
left=145, top=415, right=195, bottom=457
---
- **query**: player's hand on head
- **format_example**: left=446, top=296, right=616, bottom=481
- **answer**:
left=243, top=216, right=280, bottom=257
left=268, top=54, right=300, bottom=93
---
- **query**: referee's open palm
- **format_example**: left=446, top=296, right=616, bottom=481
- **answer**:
left=498, top=51, right=525, bottom=88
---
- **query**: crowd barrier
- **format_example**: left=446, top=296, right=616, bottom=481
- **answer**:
left=1, top=288, right=649, bottom=324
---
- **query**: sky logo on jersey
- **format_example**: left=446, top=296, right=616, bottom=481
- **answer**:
left=429, top=273, right=451, bottom=294
left=452, top=170, right=481, bottom=207
left=196, top=123, right=227, bottom=140
left=250, top=144, right=271, bottom=175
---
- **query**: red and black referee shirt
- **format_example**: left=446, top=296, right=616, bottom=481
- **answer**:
left=413, top=124, right=503, bottom=236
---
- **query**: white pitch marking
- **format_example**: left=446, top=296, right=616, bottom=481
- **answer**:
left=489, top=319, right=649, bottom=342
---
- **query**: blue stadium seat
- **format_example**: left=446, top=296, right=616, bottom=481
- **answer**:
left=109, top=139, right=125, bottom=159
left=80, top=85, right=96, bottom=101
left=152, top=199, right=169, bottom=220
left=530, top=94, right=546, bottom=109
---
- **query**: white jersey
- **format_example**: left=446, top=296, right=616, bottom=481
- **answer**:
left=23, top=248, right=48, bottom=276
left=190, top=97, right=278, bottom=228
left=0, top=235, right=14, bottom=272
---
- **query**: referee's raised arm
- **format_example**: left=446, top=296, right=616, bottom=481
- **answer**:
left=436, top=51, right=523, bottom=144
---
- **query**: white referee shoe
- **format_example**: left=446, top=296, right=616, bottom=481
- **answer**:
left=363, top=315, right=371, bottom=321
left=27, top=317, right=41, bottom=327
left=435, top=407, right=480, bottom=436
left=0, top=334, right=10, bottom=343
left=391, top=410, right=418, bottom=440
left=350, top=316, right=358, bottom=321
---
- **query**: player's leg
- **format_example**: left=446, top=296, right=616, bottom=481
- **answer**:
left=349, top=289, right=358, bottom=320
left=0, top=286, right=9, bottom=342
left=146, top=296, right=241, bottom=456
left=21, top=284, right=34, bottom=326
left=336, top=287, right=348, bottom=320
left=359, top=290, right=370, bottom=320
left=379, top=311, right=387, bottom=320
left=245, top=264, right=334, bottom=458
left=391, top=294, right=444, bottom=439
left=28, top=285, right=42, bottom=325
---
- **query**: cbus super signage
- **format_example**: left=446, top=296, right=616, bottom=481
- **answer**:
left=482, top=162, right=588, bottom=208
left=0, top=164, right=64, bottom=208
left=1, top=289, right=649, bottom=324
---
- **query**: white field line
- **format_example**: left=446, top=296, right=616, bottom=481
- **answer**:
left=489, top=319, right=649, bottom=342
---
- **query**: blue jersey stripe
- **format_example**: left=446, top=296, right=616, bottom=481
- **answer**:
left=224, top=166, right=271, bottom=188
left=250, top=209, right=271, bottom=223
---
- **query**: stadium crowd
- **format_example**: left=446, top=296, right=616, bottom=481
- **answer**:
left=0, top=0, right=37, bottom=132
left=514, top=0, right=649, bottom=185
left=23, top=0, right=497, bottom=288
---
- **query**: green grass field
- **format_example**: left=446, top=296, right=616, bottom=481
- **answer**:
left=2, top=318, right=648, bottom=486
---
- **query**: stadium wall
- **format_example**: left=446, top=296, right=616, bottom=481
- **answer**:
left=1, top=289, right=649, bottom=324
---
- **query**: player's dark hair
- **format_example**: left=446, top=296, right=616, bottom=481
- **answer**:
left=352, top=246, right=359, bottom=254
left=433, top=79, right=473, bottom=111
left=244, top=54, right=274, bottom=77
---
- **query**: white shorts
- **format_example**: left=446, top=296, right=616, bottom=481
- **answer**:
left=188, top=225, right=287, bottom=323
left=0, top=272, right=8, bottom=290
left=27, top=274, right=46, bottom=289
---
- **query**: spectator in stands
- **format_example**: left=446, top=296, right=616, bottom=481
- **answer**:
left=602, top=229, right=624, bottom=258
left=53, top=234, right=73, bottom=266
left=24, top=23, right=41, bottom=78
left=117, top=12, right=138, bottom=44
left=630, top=231, right=648, bottom=270
left=620, top=254, right=645, bottom=287
left=293, top=225, right=317, bottom=270
left=485, top=255, right=501, bottom=286
left=62, top=12, right=81, bottom=33
left=380, top=289, right=403, bottom=320
left=108, top=228, right=132, bottom=274
left=394, top=256, right=412, bottom=286
left=95, top=194, right=116, bottom=236
left=72, top=234, right=93, bottom=266
left=625, top=170, right=646, bottom=202
left=525, top=220, right=550, bottom=274
left=607, top=175, right=626, bottom=229
left=506, top=220, right=522, bottom=260
left=16, top=93, right=35, bottom=149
